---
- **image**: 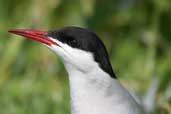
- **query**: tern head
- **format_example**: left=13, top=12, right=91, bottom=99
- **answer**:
left=9, top=26, right=116, bottom=78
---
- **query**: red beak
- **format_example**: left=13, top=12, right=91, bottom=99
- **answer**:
left=8, top=29, right=58, bottom=46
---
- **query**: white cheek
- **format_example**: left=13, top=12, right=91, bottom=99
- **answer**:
left=47, top=38, right=98, bottom=72
left=63, top=46, right=98, bottom=72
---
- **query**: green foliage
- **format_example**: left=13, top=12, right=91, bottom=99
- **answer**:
left=0, top=0, right=170, bottom=114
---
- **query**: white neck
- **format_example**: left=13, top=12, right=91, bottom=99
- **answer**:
left=64, top=63, right=143, bottom=114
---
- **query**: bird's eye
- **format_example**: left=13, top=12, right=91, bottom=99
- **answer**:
left=68, top=39, right=78, bottom=47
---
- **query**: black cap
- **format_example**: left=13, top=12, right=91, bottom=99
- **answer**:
left=48, top=26, right=116, bottom=78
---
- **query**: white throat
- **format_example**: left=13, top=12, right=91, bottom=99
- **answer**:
left=64, top=63, right=143, bottom=114
left=49, top=41, right=143, bottom=114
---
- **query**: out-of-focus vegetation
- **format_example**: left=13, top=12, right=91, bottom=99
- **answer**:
left=0, top=0, right=171, bottom=114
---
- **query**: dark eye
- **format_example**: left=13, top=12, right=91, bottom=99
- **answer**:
left=68, top=39, right=78, bottom=47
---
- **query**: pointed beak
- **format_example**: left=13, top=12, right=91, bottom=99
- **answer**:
left=8, top=29, right=58, bottom=46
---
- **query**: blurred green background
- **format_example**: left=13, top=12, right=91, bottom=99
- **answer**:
left=0, top=0, right=171, bottom=114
